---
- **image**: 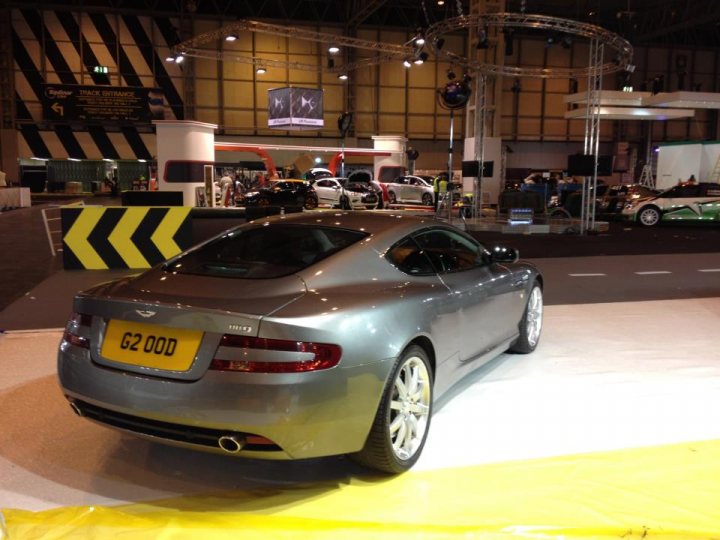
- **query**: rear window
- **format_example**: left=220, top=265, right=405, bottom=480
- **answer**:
left=165, top=225, right=367, bottom=278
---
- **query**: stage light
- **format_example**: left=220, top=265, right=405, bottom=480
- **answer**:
left=225, top=34, right=238, bottom=42
left=256, top=66, right=266, bottom=75
left=434, top=37, right=445, bottom=50
left=328, top=45, right=340, bottom=54
left=414, top=51, right=429, bottom=65
left=403, top=58, right=412, bottom=68
left=561, top=35, right=573, bottom=49
left=476, top=26, right=489, bottom=49
left=447, top=68, right=456, bottom=80
left=338, top=73, right=348, bottom=80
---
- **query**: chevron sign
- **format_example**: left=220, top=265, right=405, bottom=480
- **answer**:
left=61, top=206, right=192, bottom=270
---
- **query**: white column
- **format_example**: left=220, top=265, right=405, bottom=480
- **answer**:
left=372, top=135, right=407, bottom=181
left=153, top=120, right=217, bottom=206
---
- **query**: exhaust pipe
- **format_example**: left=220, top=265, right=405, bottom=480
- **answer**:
left=69, top=401, right=83, bottom=417
left=218, top=434, right=245, bottom=454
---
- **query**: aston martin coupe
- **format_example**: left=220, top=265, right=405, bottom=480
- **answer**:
left=58, top=212, right=543, bottom=473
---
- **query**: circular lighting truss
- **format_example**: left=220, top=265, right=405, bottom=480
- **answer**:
left=426, top=12, right=633, bottom=79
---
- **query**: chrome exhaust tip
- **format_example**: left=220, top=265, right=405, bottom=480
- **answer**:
left=218, top=434, right=245, bottom=454
left=69, top=401, right=83, bottom=417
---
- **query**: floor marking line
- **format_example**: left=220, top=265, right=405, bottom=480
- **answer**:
left=635, top=271, right=672, bottom=275
left=568, top=273, right=607, bottom=277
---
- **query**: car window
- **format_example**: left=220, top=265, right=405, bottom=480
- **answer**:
left=412, top=228, right=484, bottom=274
left=316, top=179, right=332, bottom=188
left=386, top=237, right=436, bottom=276
left=165, top=225, right=367, bottom=279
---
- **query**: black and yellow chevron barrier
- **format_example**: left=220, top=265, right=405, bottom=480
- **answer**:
left=61, top=206, right=192, bottom=270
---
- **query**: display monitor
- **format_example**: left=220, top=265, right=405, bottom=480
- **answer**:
left=567, top=154, right=614, bottom=176
left=461, top=160, right=494, bottom=177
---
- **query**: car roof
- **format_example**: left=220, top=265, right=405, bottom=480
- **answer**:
left=249, top=210, right=446, bottom=237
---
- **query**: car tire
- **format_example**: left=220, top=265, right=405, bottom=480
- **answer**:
left=388, top=191, right=397, bottom=204
left=509, top=282, right=543, bottom=354
left=422, top=193, right=433, bottom=206
left=351, top=344, right=433, bottom=474
left=256, top=197, right=270, bottom=206
left=637, top=205, right=661, bottom=227
left=304, top=195, right=318, bottom=210
left=339, top=195, right=351, bottom=210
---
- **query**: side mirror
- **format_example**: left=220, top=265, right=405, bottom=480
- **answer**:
left=489, top=245, right=519, bottom=264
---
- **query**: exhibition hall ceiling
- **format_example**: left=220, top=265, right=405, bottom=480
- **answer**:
left=18, top=1, right=720, bottom=48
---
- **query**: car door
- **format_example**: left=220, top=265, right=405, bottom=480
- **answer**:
left=407, top=177, right=424, bottom=203
left=413, top=227, right=524, bottom=362
left=658, top=184, right=702, bottom=221
left=314, top=179, right=338, bottom=206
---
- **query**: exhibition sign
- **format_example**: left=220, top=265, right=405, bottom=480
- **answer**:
left=42, top=84, right=165, bottom=122
left=267, top=87, right=323, bottom=130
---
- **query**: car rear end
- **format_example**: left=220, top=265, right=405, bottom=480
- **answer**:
left=57, top=221, right=388, bottom=460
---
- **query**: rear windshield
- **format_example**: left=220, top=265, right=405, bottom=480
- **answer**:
left=164, top=224, right=367, bottom=279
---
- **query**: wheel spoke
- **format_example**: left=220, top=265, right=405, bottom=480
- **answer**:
left=408, top=402, right=429, bottom=415
left=390, top=399, right=403, bottom=411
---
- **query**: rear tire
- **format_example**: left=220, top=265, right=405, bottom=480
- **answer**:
left=509, top=282, right=543, bottom=353
left=303, top=195, right=318, bottom=210
left=351, top=345, right=433, bottom=474
left=422, top=193, right=433, bottom=206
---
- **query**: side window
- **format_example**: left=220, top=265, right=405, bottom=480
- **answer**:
left=679, top=185, right=701, bottom=197
left=316, top=180, right=331, bottom=188
left=413, top=228, right=484, bottom=274
left=386, top=237, right=436, bottom=276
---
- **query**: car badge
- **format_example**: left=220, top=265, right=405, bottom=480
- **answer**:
left=136, top=310, right=157, bottom=318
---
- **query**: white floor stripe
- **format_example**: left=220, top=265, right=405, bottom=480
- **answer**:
left=698, top=268, right=720, bottom=273
left=568, top=273, right=606, bottom=277
left=635, top=271, right=672, bottom=275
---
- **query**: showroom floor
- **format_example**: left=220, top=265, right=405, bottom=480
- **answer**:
left=2, top=296, right=719, bottom=539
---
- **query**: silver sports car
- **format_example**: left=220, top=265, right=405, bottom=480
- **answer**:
left=58, top=212, right=543, bottom=473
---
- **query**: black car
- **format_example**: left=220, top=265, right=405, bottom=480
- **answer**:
left=239, top=180, right=319, bottom=210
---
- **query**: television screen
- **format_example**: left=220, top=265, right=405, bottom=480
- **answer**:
left=461, top=160, right=494, bottom=177
left=567, top=155, right=614, bottom=176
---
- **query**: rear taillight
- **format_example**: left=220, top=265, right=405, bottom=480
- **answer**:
left=63, top=312, right=92, bottom=349
left=210, top=335, right=341, bottom=373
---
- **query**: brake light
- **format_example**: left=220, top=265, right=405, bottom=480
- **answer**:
left=210, top=335, right=341, bottom=373
left=63, top=312, right=92, bottom=349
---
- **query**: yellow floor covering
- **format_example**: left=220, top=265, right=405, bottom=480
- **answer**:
left=2, top=438, right=719, bottom=540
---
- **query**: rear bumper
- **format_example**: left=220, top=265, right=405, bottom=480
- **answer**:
left=58, top=340, right=394, bottom=460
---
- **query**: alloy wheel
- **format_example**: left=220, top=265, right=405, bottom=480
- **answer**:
left=388, top=355, right=431, bottom=461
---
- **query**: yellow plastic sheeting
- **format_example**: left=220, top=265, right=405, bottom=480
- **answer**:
left=3, top=439, right=720, bottom=540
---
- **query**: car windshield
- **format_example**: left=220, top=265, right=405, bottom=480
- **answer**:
left=164, top=224, right=367, bottom=278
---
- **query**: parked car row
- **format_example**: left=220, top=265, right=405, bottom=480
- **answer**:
left=236, top=174, right=440, bottom=210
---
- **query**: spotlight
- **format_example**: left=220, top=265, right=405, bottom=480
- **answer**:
left=476, top=26, right=489, bottom=49
left=545, top=33, right=557, bottom=48
left=338, top=73, right=348, bottom=80
left=434, top=37, right=445, bottom=50
left=503, top=29, right=514, bottom=56
left=174, top=54, right=184, bottom=64
left=437, top=0, right=444, bottom=4
left=626, top=64, right=636, bottom=73
left=462, top=73, right=472, bottom=84
left=414, top=30, right=426, bottom=47
left=561, top=35, right=572, bottom=49
left=447, top=67, right=456, bottom=80
left=165, top=55, right=175, bottom=62
left=328, top=45, right=340, bottom=54
left=414, top=51, right=429, bottom=65
left=403, top=58, right=412, bottom=68
left=256, top=66, right=266, bottom=75
left=225, top=34, right=238, bottom=42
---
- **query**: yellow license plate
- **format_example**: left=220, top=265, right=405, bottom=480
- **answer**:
left=101, top=320, right=203, bottom=371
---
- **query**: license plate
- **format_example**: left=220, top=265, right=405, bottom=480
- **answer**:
left=101, top=320, right=203, bottom=371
